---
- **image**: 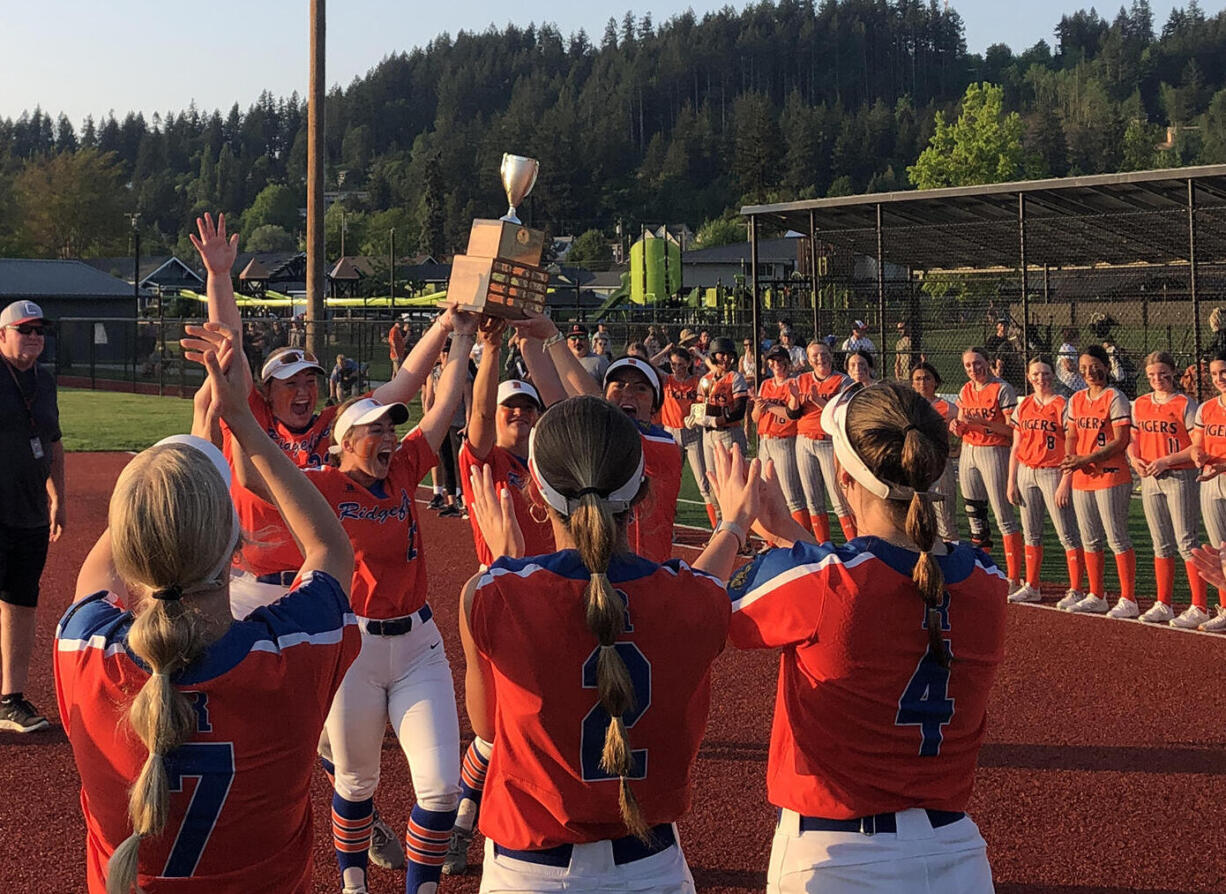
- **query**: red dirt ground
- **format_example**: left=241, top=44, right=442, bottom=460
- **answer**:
left=2, top=452, right=1224, bottom=892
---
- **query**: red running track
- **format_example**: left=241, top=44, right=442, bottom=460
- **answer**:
left=2, top=453, right=1224, bottom=892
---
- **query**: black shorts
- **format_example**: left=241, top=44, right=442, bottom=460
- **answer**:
left=0, top=523, right=50, bottom=608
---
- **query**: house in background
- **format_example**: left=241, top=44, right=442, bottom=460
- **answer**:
left=82, top=256, right=203, bottom=311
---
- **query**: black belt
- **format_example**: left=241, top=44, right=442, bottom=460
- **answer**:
left=793, top=809, right=964, bottom=836
left=362, top=604, right=432, bottom=636
left=494, top=823, right=676, bottom=867
left=256, top=570, right=298, bottom=587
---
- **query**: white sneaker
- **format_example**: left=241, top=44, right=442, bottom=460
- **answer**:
left=1069, top=593, right=1109, bottom=613
left=1007, top=584, right=1042, bottom=604
left=1138, top=601, right=1174, bottom=624
left=1056, top=589, right=1083, bottom=611
left=1005, top=579, right=1022, bottom=598
left=1170, top=604, right=1210, bottom=629
left=1106, top=597, right=1140, bottom=619
left=1198, top=605, right=1226, bottom=632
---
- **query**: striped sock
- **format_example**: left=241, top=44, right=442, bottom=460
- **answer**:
left=406, top=804, right=457, bottom=893
left=332, top=793, right=373, bottom=887
left=456, top=737, right=492, bottom=832
left=320, top=755, right=336, bottom=787
left=838, top=515, right=857, bottom=542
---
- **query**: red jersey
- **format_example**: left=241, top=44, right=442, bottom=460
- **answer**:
left=469, top=551, right=730, bottom=849
left=757, top=377, right=798, bottom=438
left=459, top=440, right=555, bottom=567
left=626, top=424, right=682, bottom=563
left=1010, top=393, right=1068, bottom=469
left=222, top=391, right=341, bottom=576
left=54, top=573, right=359, bottom=893
left=795, top=372, right=850, bottom=440
left=660, top=374, right=700, bottom=430
left=1065, top=387, right=1132, bottom=490
left=957, top=379, right=1016, bottom=448
left=1132, top=392, right=1195, bottom=468
left=304, top=430, right=435, bottom=618
left=1194, top=397, right=1226, bottom=463
left=728, top=538, right=1006, bottom=818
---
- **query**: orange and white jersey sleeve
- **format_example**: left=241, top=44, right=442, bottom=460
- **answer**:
left=957, top=379, right=1016, bottom=447
left=1010, top=394, right=1067, bottom=469
left=1194, top=398, right=1226, bottom=463
left=1065, top=387, right=1132, bottom=489
left=1132, top=393, right=1195, bottom=467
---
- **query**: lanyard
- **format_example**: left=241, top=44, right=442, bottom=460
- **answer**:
left=3, top=356, right=39, bottom=435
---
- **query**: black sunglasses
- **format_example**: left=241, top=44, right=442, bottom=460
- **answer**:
left=8, top=324, right=46, bottom=336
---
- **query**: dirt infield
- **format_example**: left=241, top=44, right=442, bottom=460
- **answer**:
left=2, top=453, right=1224, bottom=892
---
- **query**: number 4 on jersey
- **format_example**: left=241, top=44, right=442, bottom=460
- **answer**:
left=895, top=643, right=955, bottom=757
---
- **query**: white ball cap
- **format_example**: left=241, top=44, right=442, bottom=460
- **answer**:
left=496, top=379, right=542, bottom=409
left=153, top=434, right=232, bottom=488
left=329, top=398, right=410, bottom=454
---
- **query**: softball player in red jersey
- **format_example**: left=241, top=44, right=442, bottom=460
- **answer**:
left=1060, top=345, right=1137, bottom=616
left=729, top=382, right=1006, bottom=894
left=952, top=347, right=1023, bottom=589
left=458, top=395, right=756, bottom=892
left=1128, top=351, right=1206, bottom=624
left=1005, top=360, right=1084, bottom=605
left=911, top=363, right=960, bottom=543
left=754, top=345, right=809, bottom=532
left=1187, top=351, right=1226, bottom=631
left=661, top=347, right=717, bottom=527
left=795, top=341, right=855, bottom=543
left=56, top=329, right=359, bottom=894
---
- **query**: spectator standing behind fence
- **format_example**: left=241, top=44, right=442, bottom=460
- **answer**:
left=841, top=319, right=876, bottom=365
left=389, top=314, right=409, bottom=371
left=778, top=329, right=806, bottom=373
left=0, top=301, right=64, bottom=733
left=1056, top=327, right=1086, bottom=392
left=894, top=320, right=918, bottom=382
left=329, top=354, right=361, bottom=404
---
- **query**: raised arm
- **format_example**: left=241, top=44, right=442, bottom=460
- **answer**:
left=417, top=313, right=479, bottom=453
left=511, top=311, right=600, bottom=400
left=189, top=213, right=241, bottom=338
left=466, top=319, right=507, bottom=461
left=371, top=305, right=457, bottom=405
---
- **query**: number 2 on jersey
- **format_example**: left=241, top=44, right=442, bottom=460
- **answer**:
left=895, top=643, right=955, bottom=757
left=579, top=643, right=651, bottom=781
left=160, top=742, right=236, bottom=877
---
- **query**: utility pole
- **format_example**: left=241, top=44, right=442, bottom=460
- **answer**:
left=305, top=0, right=326, bottom=356
left=126, top=213, right=141, bottom=310
left=389, top=227, right=396, bottom=306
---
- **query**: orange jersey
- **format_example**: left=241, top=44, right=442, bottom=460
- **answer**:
left=757, top=377, right=798, bottom=438
left=699, top=370, right=748, bottom=410
left=957, top=379, right=1016, bottom=447
left=222, top=391, right=342, bottom=576
left=303, top=430, right=435, bottom=618
left=627, top=425, right=683, bottom=563
left=1132, top=392, right=1195, bottom=468
left=794, top=372, right=850, bottom=440
left=930, top=397, right=955, bottom=421
left=1194, top=397, right=1226, bottom=463
left=728, top=538, right=1006, bottom=818
left=659, top=374, right=701, bottom=429
left=459, top=440, right=555, bottom=567
left=55, top=574, right=359, bottom=893
left=1065, top=387, right=1132, bottom=490
left=470, top=552, right=730, bottom=849
left=1010, top=394, right=1068, bottom=469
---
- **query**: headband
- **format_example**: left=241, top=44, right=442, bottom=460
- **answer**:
left=527, top=427, right=646, bottom=516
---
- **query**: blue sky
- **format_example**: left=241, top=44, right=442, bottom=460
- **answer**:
left=1, top=1, right=1214, bottom=126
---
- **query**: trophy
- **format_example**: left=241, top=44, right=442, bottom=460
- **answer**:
left=444, top=153, right=548, bottom=319
left=686, top=376, right=713, bottom=429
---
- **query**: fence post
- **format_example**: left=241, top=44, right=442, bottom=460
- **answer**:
left=1018, top=193, right=1029, bottom=366
left=876, top=203, right=886, bottom=370
left=1188, top=178, right=1202, bottom=394
left=89, top=321, right=96, bottom=390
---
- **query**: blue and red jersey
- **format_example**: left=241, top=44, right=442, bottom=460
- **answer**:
left=54, top=572, right=359, bottom=893
left=627, top=423, right=682, bottom=563
left=728, top=537, right=1006, bottom=819
left=469, top=550, right=730, bottom=849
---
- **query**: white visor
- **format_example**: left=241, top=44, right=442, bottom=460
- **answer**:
left=820, top=385, right=940, bottom=503
left=260, top=349, right=325, bottom=382
left=154, top=434, right=232, bottom=488
left=329, top=398, right=410, bottom=455
left=603, top=356, right=661, bottom=405
left=527, top=426, right=645, bottom=516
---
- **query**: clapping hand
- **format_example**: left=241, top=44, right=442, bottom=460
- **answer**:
left=705, top=442, right=760, bottom=534
left=181, top=323, right=254, bottom=425
left=1189, top=544, right=1226, bottom=589
left=189, top=212, right=239, bottom=275
left=468, top=464, right=525, bottom=561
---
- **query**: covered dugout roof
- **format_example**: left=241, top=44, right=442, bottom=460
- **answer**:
left=741, top=165, right=1226, bottom=271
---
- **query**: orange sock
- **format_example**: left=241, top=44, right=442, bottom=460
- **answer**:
left=1185, top=560, right=1209, bottom=610
left=705, top=503, right=718, bottom=528
left=1066, top=549, right=1083, bottom=592
left=811, top=513, right=831, bottom=544
left=1154, top=556, right=1176, bottom=605
left=791, top=509, right=812, bottom=532
left=1024, top=545, right=1043, bottom=588
left=838, top=516, right=857, bottom=542
left=1084, top=550, right=1105, bottom=596
left=1114, top=548, right=1137, bottom=602
left=1003, top=531, right=1024, bottom=583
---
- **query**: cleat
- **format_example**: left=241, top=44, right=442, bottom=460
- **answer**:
left=1106, top=597, right=1139, bottom=619
left=368, top=810, right=405, bottom=870
left=426, top=494, right=446, bottom=511
left=1198, top=605, right=1226, bottom=633
left=441, top=826, right=474, bottom=875
left=0, top=696, right=50, bottom=733
left=1139, top=602, right=1174, bottom=624
left=1056, top=589, right=1083, bottom=611
left=1068, top=593, right=1109, bottom=614
left=438, top=504, right=462, bottom=518
left=1170, top=604, right=1210, bottom=629
left=1007, top=585, right=1042, bottom=604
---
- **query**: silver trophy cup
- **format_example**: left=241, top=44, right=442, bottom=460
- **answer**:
left=500, top=154, right=539, bottom=225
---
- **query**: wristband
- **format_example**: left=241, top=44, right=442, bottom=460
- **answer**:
left=715, top=520, right=746, bottom=551
left=542, top=332, right=565, bottom=350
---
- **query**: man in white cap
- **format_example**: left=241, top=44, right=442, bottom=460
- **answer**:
left=0, top=300, right=64, bottom=733
left=841, top=318, right=876, bottom=364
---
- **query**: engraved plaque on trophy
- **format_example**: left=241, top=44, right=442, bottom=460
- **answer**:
left=443, top=154, right=548, bottom=319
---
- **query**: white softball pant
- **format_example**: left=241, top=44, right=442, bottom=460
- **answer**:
left=703, top=427, right=748, bottom=477
left=666, top=426, right=710, bottom=502
left=797, top=437, right=851, bottom=518
left=760, top=436, right=804, bottom=512
left=1200, top=474, right=1226, bottom=548
left=478, top=827, right=695, bottom=893
left=767, top=808, right=994, bottom=894
left=958, top=443, right=1018, bottom=535
left=1015, top=465, right=1080, bottom=550
left=228, top=571, right=288, bottom=621
left=1141, top=468, right=1200, bottom=559
left=1072, top=482, right=1133, bottom=554
left=325, top=610, right=461, bottom=812
left=930, top=460, right=960, bottom=542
